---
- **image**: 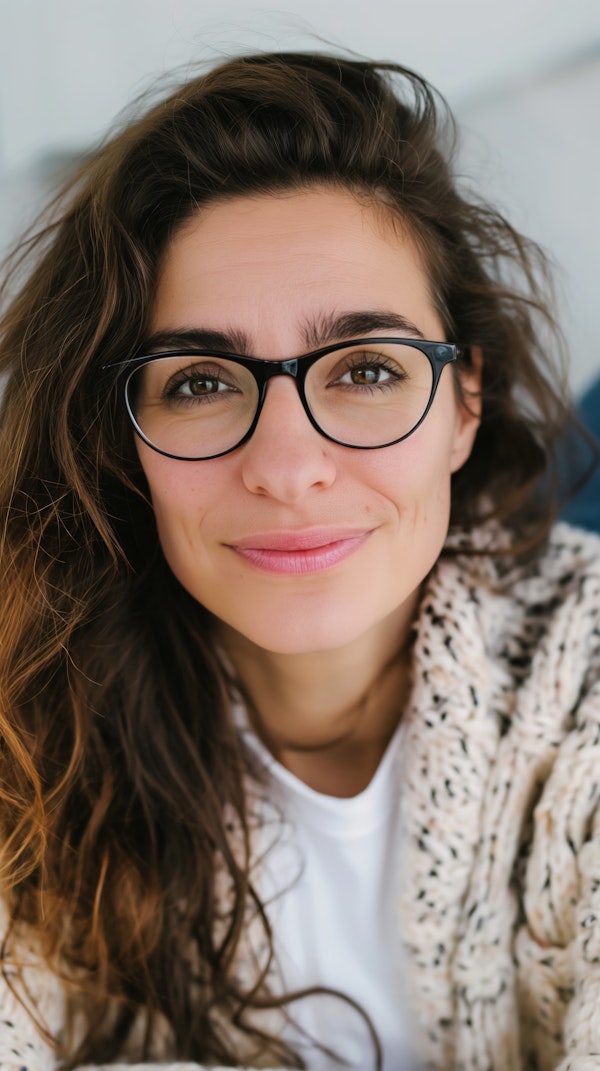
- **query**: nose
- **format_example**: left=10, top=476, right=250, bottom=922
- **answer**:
left=239, top=376, right=337, bottom=502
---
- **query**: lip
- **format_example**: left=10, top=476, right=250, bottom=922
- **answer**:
left=227, top=527, right=373, bottom=575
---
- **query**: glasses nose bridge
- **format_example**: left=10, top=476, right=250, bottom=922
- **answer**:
left=249, top=353, right=322, bottom=440
left=252, top=354, right=309, bottom=404
left=256, top=355, right=300, bottom=382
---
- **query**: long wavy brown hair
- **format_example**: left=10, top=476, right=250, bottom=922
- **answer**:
left=0, top=51, right=581, bottom=1067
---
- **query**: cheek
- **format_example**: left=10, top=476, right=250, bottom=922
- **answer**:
left=363, top=412, right=458, bottom=522
left=136, top=447, right=227, bottom=553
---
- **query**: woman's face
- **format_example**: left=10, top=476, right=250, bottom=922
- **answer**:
left=136, top=187, right=480, bottom=655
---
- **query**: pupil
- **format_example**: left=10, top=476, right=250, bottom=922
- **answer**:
left=351, top=367, right=379, bottom=385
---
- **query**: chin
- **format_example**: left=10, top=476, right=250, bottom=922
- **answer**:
left=222, top=594, right=408, bottom=657
left=218, top=603, right=373, bottom=657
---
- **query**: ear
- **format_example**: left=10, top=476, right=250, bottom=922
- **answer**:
left=450, top=345, right=483, bottom=474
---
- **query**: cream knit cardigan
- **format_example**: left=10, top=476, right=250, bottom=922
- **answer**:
left=2, top=521, right=600, bottom=1071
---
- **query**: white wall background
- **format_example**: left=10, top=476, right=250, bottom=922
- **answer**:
left=1, top=0, right=599, bottom=393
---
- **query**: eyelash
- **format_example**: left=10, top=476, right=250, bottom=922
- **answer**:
left=163, top=364, right=235, bottom=401
left=331, top=354, right=408, bottom=389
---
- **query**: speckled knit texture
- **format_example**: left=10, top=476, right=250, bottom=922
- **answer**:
left=2, top=521, right=600, bottom=1071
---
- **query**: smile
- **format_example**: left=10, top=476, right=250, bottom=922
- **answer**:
left=228, top=528, right=373, bottom=575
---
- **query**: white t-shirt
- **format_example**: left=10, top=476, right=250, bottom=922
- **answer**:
left=240, top=718, right=419, bottom=1071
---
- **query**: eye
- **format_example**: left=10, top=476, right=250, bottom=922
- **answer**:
left=174, top=374, right=227, bottom=397
left=332, top=351, right=408, bottom=390
left=342, top=363, right=396, bottom=386
left=163, top=362, right=242, bottom=402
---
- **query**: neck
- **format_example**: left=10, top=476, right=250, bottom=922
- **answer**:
left=218, top=603, right=416, bottom=796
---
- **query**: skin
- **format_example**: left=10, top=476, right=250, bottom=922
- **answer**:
left=137, top=186, right=481, bottom=796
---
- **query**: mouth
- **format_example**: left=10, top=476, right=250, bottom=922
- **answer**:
left=227, top=527, right=373, bottom=575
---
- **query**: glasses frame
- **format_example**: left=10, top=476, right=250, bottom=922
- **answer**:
left=108, top=337, right=471, bottom=461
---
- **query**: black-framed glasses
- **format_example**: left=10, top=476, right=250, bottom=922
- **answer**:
left=108, top=337, right=471, bottom=461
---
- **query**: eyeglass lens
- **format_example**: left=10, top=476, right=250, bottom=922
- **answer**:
left=126, top=342, right=435, bottom=458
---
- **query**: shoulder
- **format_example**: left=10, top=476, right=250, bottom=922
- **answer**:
left=446, top=518, right=600, bottom=585
left=442, top=520, right=600, bottom=634
left=421, top=521, right=600, bottom=704
left=0, top=898, right=67, bottom=1071
left=522, top=520, right=600, bottom=593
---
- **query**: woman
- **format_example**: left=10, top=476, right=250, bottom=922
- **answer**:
left=0, top=51, right=599, bottom=1071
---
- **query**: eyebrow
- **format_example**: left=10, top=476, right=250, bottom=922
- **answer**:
left=143, top=310, right=426, bottom=355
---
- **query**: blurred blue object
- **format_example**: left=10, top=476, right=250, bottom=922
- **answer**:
left=561, top=376, right=600, bottom=533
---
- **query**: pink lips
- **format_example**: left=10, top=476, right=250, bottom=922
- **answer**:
left=228, top=527, right=372, bottom=575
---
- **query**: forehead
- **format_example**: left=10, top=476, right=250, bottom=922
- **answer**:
left=150, top=187, right=444, bottom=350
